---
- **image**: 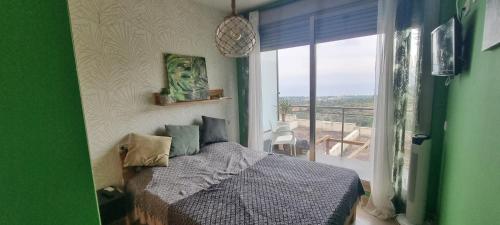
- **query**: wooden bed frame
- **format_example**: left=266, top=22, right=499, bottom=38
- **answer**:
left=119, top=146, right=358, bottom=225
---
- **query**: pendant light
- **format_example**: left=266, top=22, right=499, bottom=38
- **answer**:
left=215, top=0, right=256, bottom=57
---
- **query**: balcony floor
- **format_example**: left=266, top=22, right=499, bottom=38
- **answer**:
left=315, top=153, right=372, bottom=181
left=272, top=148, right=372, bottom=182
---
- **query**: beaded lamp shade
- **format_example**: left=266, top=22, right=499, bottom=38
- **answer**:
left=215, top=0, right=256, bottom=57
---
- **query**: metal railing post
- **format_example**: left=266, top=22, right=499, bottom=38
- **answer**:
left=341, top=108, right=345, bottom=157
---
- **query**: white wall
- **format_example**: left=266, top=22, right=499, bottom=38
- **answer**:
left=68, top=0, right=238, bottom=189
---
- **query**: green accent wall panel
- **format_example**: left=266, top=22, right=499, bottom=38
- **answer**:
left=434, top=0, right=500, bottom=224
left=236, top=57, right=249, bottom=146
left=0, top=1, right=100, bottom=225
left=426, top=0, right=456, bottom=219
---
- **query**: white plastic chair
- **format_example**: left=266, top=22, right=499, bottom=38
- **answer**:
left=269, top=121, right=297, bottom=156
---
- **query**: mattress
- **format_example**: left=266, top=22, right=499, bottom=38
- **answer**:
left=127, top=142, right=364, bottom=225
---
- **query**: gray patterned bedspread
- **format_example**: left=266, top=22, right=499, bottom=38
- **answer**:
left=127, top=142, right=267, bottom=222
left=127, top=142, right=364, bottom=225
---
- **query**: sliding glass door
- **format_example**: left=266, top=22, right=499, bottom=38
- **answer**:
left=277, top=46, right=310, bottom=157
left=261, top=51, right=279, bottom=136
left=258, top=0, right=379, bottom=180
left=314, top=36, right=377, bottom=180
left=261, top=46, right=310, bottom=158
left=260, top=37, right=377, bottom=180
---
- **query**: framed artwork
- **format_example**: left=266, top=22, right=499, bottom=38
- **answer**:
left=164, top=53, right=209, bottom=101
left=483, top=0, right=500, bottom=51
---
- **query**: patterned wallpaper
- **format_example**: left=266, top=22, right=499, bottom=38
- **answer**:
left=67, top=0, right=239, bottom=189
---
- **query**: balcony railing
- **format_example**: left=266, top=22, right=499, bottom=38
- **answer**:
left=285, top=105, right=374, bottom=159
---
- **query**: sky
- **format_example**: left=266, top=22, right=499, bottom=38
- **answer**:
left=275, top=35, right=377, bottom=97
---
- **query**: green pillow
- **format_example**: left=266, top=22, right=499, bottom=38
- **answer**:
left=165, top=125, right=200, bottom=158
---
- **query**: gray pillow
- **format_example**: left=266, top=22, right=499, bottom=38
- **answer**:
left=200, top=116, right=228, bottom=147
left=165, top=125, right=200, bottom=157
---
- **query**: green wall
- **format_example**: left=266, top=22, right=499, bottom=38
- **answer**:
left=0, top=1, right=100, bottom=225
left=426, top=0, right=454, bottom=217
left=433, top=0, right=500, bottom=224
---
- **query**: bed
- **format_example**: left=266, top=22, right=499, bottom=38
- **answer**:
left=122, top=142, right=364, bottom=225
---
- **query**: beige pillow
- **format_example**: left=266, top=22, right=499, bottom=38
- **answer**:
left=123, top=133, right=171, bottom=167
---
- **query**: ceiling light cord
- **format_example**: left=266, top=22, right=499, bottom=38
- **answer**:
left=231, top=0, right=236, bottom=16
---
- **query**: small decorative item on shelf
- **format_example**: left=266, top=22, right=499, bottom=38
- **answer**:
left=208, top=89, right=224, bottom=100
left=160, top=88, right=168, bottom=96
left=153, top=92, right=162, bottom=105
left=153, top=88, right=175, bottom=105
left=165, top=96, right=175, bottom=104
left=160, top=88, right=175, bottom=104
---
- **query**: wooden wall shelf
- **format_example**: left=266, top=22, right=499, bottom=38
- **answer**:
left=154, top=97, right=232, bottom=106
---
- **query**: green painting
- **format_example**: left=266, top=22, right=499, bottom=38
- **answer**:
left=165, top=53, right=209, bottom=101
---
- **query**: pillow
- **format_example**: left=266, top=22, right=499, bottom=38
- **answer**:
left=123, top=133, right=171, bottom=167
left=200, top=116, right=228, bottom=147
left=165, top=125, right=200, bottom=157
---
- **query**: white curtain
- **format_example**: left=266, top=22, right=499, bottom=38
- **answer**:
left=363, top=0, right=397, bottom=220
left=248, top=11, right=264, bottom=151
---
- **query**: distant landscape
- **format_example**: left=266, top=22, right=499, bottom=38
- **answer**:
left=280, top=95, right=375, bottom=127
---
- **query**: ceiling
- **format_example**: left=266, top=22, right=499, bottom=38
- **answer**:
left=191, top=0, right=276, bottom=12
